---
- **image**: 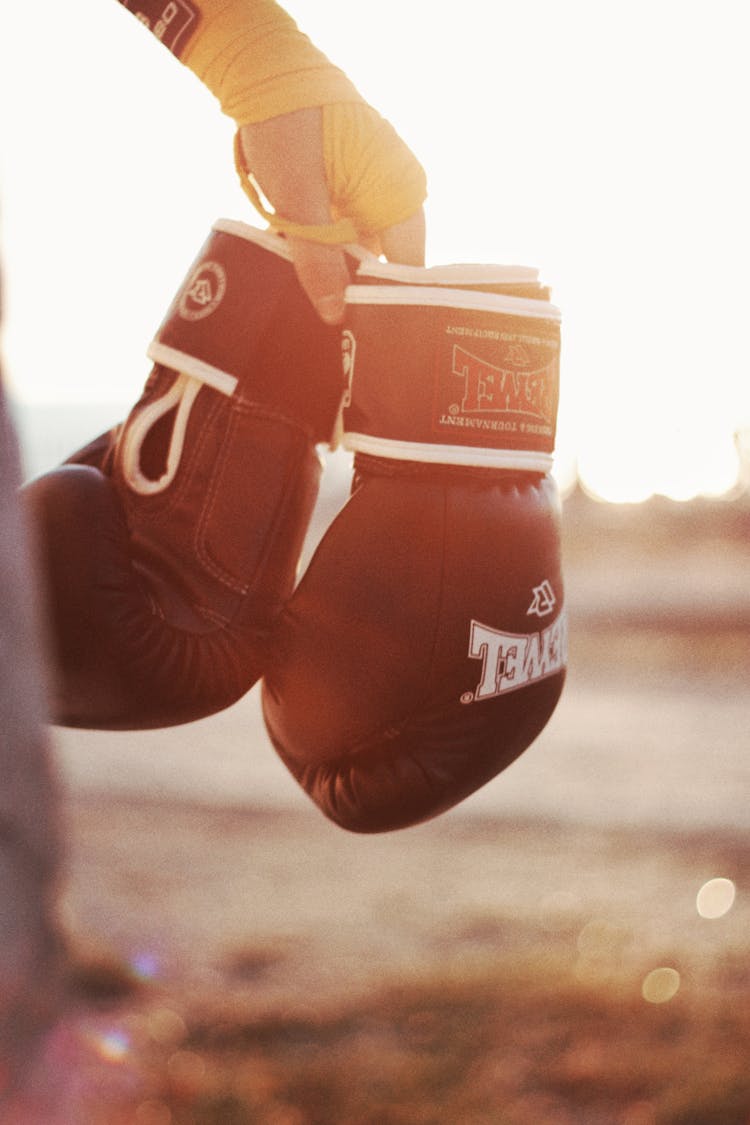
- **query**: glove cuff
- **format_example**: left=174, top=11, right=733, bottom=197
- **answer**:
left=341, top=274, right=561, bottom=473
left=120, top=219, right=345, bottom=496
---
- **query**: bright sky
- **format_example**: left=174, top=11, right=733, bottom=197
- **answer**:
left=1, top=0, right=748, bottom=502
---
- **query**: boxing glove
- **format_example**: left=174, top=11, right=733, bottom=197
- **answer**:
left=24, top=220, right=344, bottom=729
left=262, top=266, right=566, bottom=832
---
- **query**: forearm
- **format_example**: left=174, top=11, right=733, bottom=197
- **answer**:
left=116, top=0, right=363, bottom=123
left=116, top=0, right=427, bottom=303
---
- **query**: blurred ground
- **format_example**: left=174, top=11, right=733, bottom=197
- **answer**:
left=35, top=485, right=750, bottom=1121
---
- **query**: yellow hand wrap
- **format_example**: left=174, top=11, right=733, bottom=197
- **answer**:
left=322, top=102, right=428, bottom=239
left=183, top=0, right=361, bottom=123
left=182, top=0, right=427, bottom=244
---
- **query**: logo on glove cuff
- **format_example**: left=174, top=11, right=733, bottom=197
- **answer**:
left=178, top=261, right=227, bottom=321
left=450, top=345, right=555, bottom=422
left=434, top=318, right=560, bottom=453
left=461, top=604, right=567, bottom=705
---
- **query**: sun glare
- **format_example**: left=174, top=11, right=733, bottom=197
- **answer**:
left=576, top=427, right=742, bottom=504
left=1, top=1, right=748, bottom=504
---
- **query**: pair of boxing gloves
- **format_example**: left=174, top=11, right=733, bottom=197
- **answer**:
left=25, top=221, right=566, bottom=833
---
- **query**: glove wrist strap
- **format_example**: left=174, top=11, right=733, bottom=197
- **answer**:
left=345, top=434, right=554, bottom=474
left=341, top=282, right=561, bottom=472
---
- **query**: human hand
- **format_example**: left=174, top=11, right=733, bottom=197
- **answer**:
left=238, top=105, right=426, bottom=324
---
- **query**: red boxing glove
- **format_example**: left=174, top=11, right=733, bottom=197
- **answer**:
left=262, top=261, right=566, bottom=832
left=24, top=221, right=344, bottom=729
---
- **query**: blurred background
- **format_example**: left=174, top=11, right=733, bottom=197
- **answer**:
left=1, top=3, right=749, bottom=1121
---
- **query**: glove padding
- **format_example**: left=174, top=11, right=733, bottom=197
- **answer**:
left=262, top=264, right=566, bottom=832
left=25, top=221, right=344, bottom=729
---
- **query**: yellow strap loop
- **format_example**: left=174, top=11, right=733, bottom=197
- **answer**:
left=233, top=132, right=359, bottom=245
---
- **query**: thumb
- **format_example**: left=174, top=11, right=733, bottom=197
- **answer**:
left=379, top=208, right=427, bottom=267
left=290, top=206, right=426, bottom=322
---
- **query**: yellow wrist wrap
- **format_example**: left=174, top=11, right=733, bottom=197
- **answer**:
left=183, top=0, right=363, bottom=123
left=233, top=103, right=428, bottom=246
left=322, top=102, right=428, bottom=238
left=146, top=0, right=428, bottom=244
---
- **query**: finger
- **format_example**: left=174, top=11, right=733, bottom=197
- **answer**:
left=322, top=103, right=428, bottom=261
left=289, top=237, right=350, bottom=325
left=239, top=114, right=352, bottom=324
left=379, top=208, right=426, bottom=267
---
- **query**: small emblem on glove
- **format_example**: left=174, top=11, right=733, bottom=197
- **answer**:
left=527, top=579, right=557, bottom=617
left=178, top=261, right=227, bottom=322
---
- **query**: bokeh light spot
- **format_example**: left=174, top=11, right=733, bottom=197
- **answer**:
left=576, top=919, right=622, bottom=956
left=148, top=1007, right=187, bottom=1046
left=168, top=1049, right=207, bottom=1084
left=135, top=1101, right=172, bottom=1125
left=642, top=967, right=680, bottom=1004
left=130, top=950, right=161, bottom=981
left=89, top=1026, right=131, bottom=1063
left=696, top=877, right=736, bottom=919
